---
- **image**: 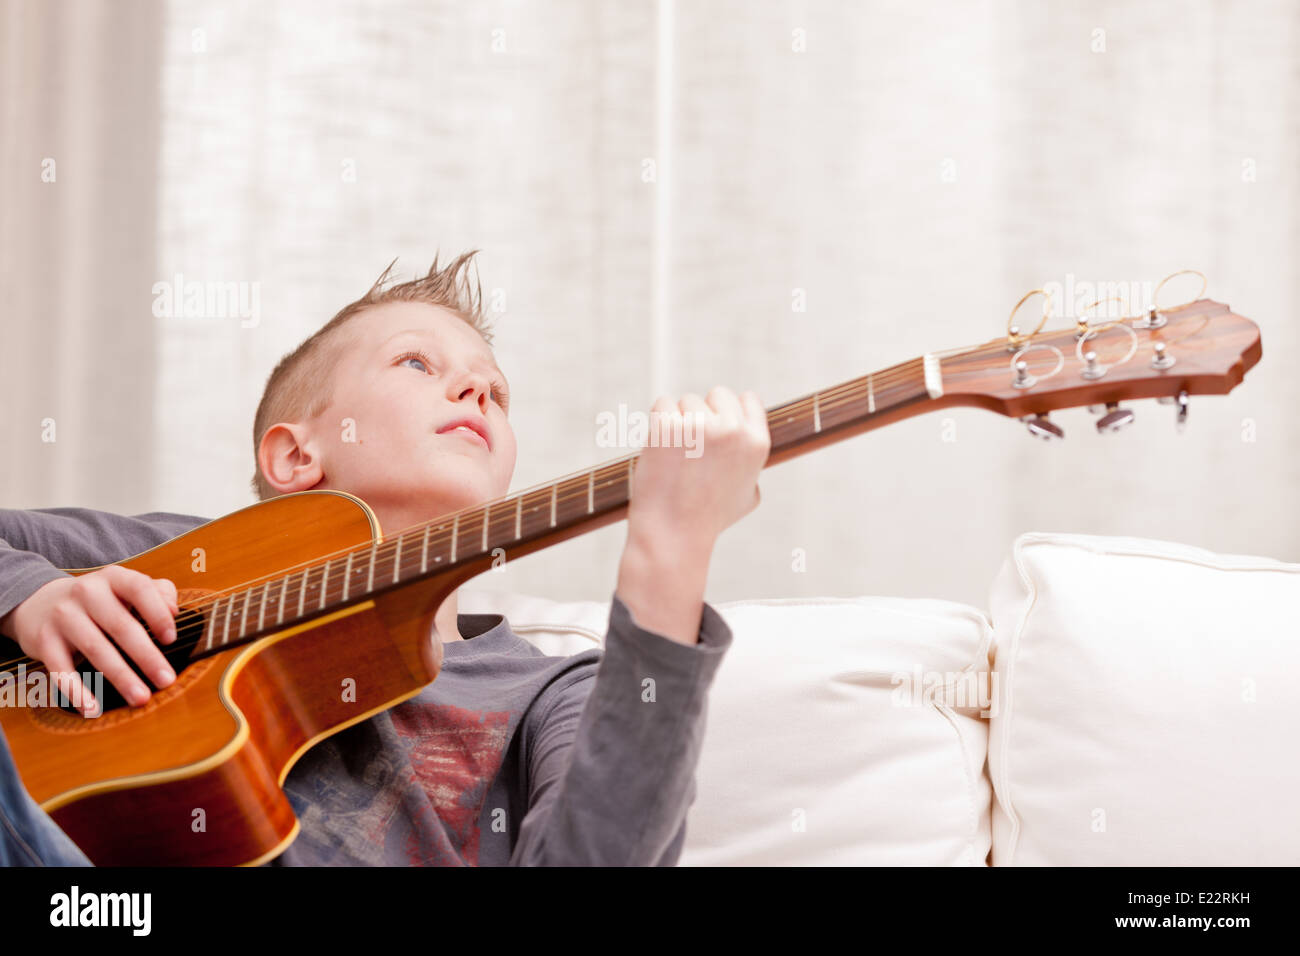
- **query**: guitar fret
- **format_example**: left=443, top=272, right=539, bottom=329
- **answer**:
left=515, top=496, right=522, bottom=540
left=205, top=596, right=219, bottom=651
left=421, top=525, right=430, bottom=573
left=343, top=551, right=354, bottom=601
left=520, top=494, right=542, bottom=539
left=393, top=535, right=403, bottom=584
left=366, top=547, right=376, bottom=592
left=434, top=524, right=444, bottom=563
left=813, top=392, right=821, bottom=432
left=587, top=472, right=594, bottom=513
left=239, top=587, right=251, bottom=640
left=922, top=353, right=944, bottom=399
left=867, top=372, right=875, bottom=413
left=481, top=508, right=489, bottom=553
left=550, top=485, right=557, bottom=527
left=297, top=570, right=307, bottom=618
left=257, top=581, right=269, bottom=631
left=592, top=468, right=611, bottom=512
left=277, top=576, right=288, bottom=624
left=451, top=516, right=459, bottom=563
left=319, top=559, right=330, bottom=610
left=222, top=593, right=233, bottom=645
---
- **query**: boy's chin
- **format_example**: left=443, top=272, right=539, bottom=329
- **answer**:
left=387, top=474, right=501, bottom=512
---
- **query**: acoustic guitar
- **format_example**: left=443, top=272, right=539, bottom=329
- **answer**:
left=0, top=293, right=1263, bottom=865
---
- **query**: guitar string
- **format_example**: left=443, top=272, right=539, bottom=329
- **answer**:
left=0, top=342, right=1071, bottom=677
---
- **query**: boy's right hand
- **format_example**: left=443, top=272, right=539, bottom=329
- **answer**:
left=0, top=567, right=180, bottom=715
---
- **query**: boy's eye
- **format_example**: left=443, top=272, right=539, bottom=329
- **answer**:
left=396, top=350, right=433, bottom=373
left=397, top=349, right=508, bottom=410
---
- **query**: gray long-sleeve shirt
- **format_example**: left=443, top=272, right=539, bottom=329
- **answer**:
left=0, top=507, right=732, bottom=865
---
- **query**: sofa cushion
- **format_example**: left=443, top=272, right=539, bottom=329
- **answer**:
left=460, top=588, right=994, bottom=866
left=987, top=532, right=1300, bottom=865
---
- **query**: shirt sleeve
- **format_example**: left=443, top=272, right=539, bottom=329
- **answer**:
left=509, top=591, right=733, bottom=866
left=0, top=508, right=209, bottom=622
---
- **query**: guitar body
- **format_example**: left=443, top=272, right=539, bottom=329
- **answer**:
left=0, top=491, right=449, bottom=866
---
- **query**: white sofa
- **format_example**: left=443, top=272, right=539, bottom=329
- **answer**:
left=460, top=531, right=1300, bottom=866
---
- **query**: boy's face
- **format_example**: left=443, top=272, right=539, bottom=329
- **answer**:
left=306, top=301, right=517, bottom=530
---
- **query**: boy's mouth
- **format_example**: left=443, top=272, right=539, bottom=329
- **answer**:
left=437, top=416, right=492, bottom=450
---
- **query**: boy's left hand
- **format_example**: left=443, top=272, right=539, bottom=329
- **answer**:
left=625, top=386, right=770, bottom=555
left=615, top=386, right=769, bottom=646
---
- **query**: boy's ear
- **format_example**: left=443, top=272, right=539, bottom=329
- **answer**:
left=258, top=422, right=324, bottom=495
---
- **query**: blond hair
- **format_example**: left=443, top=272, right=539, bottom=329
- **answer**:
left=251, top=250, right=494, bottom=499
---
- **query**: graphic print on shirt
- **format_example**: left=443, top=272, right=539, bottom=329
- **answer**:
left=387, top=701, right=512, bottom=865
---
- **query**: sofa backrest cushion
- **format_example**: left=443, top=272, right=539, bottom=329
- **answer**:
left=987, top=532, right=1300, bottom=865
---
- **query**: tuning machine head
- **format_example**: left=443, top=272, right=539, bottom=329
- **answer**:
left=1021, top=414, right=1064, bottom=441
left=1095, top=403, right=1135, bottom=433
left=1156, top=389, right=1191, bottom=431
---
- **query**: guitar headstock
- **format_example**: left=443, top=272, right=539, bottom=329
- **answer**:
left=939, top=298, right=1262, bottom=438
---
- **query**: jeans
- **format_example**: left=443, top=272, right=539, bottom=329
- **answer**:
left=0, top=726, right=93, bottom=866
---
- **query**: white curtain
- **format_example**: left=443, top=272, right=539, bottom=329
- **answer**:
left=0, top=0, right=164, bottom=510
left=3, top=0, right=1297, bottom=610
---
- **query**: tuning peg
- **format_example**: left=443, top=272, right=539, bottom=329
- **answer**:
left=1156, top=390, right=1190, bottom=430
left=1011, top=360, right=1036, bottom=389
left=1081, top=350, right=1105, bottom=380
left=1021, top=414, right=1064, bottom=441
left=1133, top=306, right=1167, bottom=330
left=1095, top=403, right=1134, bottom=433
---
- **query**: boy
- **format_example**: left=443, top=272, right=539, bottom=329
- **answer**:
left=0, top=251, right=770, bottom=866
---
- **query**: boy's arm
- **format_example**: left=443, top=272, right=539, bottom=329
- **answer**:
left=0, top=508, right=205, bottom=622
left=509, top=589, right=732, bottom=866
left=0, top=508, right=208, bottom=711
left=509, top=386, right=767, bottom=865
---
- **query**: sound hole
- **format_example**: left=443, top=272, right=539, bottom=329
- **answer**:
left=57, top=608, right=209, bottom=716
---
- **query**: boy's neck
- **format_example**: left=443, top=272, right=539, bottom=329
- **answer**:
left=435, top=589, right=465, bottom=642
left=369, top=501, right=469, bottom=642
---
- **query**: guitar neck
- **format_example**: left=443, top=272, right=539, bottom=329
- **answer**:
left=194, top=353, right=942, bottom=659
left=765, top=354, right=940, bottom=465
